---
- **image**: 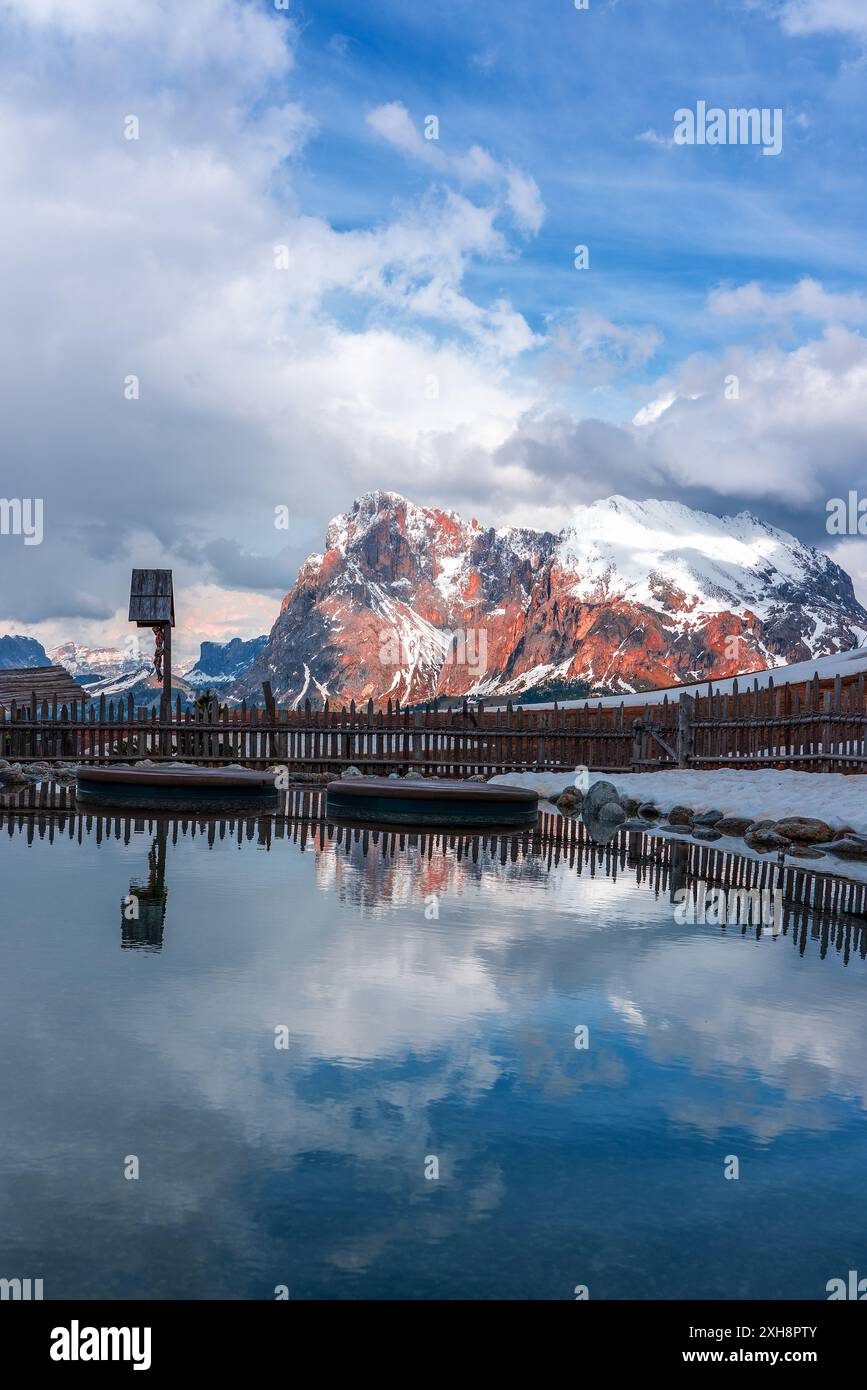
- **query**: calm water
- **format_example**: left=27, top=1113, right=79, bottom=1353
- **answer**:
left=1, top=805, right=866, bottom=1300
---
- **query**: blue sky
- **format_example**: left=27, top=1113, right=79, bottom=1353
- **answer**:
left=1, top=0, right=866, bottom=656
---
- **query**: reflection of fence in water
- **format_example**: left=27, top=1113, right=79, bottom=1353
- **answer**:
left=1, top=786, right=865, bottom=963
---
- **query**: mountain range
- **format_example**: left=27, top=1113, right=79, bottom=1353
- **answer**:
left=0, top=637, right=263, bottom=709
left=230, top=492, right=867, bottom=707
left=4, top=493, right=866, bottom=709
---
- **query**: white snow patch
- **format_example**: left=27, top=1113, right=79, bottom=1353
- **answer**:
left=491, top=768, right=867, bottom=845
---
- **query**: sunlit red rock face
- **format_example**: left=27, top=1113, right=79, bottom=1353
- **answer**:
left=232, top=492, right=867, bottom=708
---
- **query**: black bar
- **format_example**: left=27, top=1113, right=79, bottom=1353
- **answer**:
left=3, top=1299, right=864, bottom=1374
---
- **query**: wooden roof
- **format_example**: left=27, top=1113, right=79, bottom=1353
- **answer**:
left=0, top=665, right=85, bottom=708
left=129, top=569, right=175, bottom=626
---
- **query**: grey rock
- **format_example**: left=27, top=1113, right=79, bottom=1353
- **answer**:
left=693, top=828, right=722, bottom=842
left=582, top=780, right=620, bottom=817
left=667, top=805, right=694, bottom=826
left=621, top=796, right=641, bottom=816
left=787, top=846, right=827, bottom=860
left=598, top=801, right=626, bottom=826
left=693, top=809, right=724, bottom=826
left=342, top=766, right=364, bottom=778
left=638, top=803, right=660, bottom=820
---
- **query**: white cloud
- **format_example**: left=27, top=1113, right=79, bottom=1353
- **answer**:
left=0, top=0, right=295, bottom=76
left=0, top=2, right=545, bottom=635
left=505, top=166, right=545, bottom=235
left=636, top=326, right=867, bottom=504
left=636, top=127, right=675, bottom=149
left=365, top=101, right=444, bottom=165
left=366, top=100, right=546, bottom=237
left=546, top=312, right=663, bottom=384
left=761, top=0, right=867, bottom=38
left=632, top=392, right=678, bottom=427
left=709, top=277, right=867, bottom=323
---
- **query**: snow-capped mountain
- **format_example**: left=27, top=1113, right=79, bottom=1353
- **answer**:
left=183, top=636, right=268, bottom=688
left=232, top=491, right=867, bottom=707
left=80, top=665, right=197, bottom=711
left=49, top=641, right=143, bottom=685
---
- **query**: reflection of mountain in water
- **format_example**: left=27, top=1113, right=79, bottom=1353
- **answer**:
left=2, top=796, right=865, bottom=968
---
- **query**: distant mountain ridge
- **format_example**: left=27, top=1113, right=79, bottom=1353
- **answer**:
left=0, top=634, right=51, bottom=669
left=183, top=636, right=267, bottom=687
left=50, top=641, right=143, bottom=685
left=230, top=491, right=867, bottom=707
left=0, top=635, right=266, bottom=709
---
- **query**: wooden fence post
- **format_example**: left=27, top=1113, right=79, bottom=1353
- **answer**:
left=631, top=718, right=643, bottom=772
left=677, top=694, right=694, bottom=769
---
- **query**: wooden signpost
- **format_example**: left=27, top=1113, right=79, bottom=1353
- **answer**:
left=128, top=569, right=175, bottom=718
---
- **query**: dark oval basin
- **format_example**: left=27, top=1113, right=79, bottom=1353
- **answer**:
left=326, top=776, right=539, bottom=827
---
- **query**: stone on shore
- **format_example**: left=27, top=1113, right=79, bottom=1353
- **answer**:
left=582, top=781, right=620, bottom=817
left=774, top=816, right=831, bottom=844
left=714, top=816, right=754, bottom=836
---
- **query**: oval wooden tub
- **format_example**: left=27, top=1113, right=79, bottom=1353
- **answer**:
left=326, top=776, right=539, bottom=828
left=76, top=763, right=278, bottom=811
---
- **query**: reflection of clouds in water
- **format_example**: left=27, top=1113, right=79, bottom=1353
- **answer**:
left=612, top=935, right=867, bottom=1128
left=152, top=830, right=867, bottom=1145
left=2, top=818, right=867, bottom=1292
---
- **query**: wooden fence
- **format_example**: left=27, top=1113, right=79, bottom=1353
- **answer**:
left=2, top=667, right=867, bottom=773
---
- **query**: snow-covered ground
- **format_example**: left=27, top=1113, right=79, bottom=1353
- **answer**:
left=491, top=768, right=867, bottom=833
left=498, top=643, right=867, bottom=711
left=490, top=768, right=867, bottom=882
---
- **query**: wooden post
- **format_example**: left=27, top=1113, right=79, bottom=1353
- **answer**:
left=161, top=621, right=172, bottom=720
left=631, top=718, right=643, bottom=772
left=677, top=694, right=694, bottom=769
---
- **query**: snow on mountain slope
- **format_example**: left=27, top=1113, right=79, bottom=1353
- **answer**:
left=49, top=642, right=141, bottom=685
left=231, top=491, right=867, bottom=708
left=555, top=497, right=830, bottom=617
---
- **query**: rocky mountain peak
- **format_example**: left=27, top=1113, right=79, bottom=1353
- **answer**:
left=231, top=492, right=867, bottom=708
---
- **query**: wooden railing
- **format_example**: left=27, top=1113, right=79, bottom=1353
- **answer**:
left=1, top=666, right=866, bottom=773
